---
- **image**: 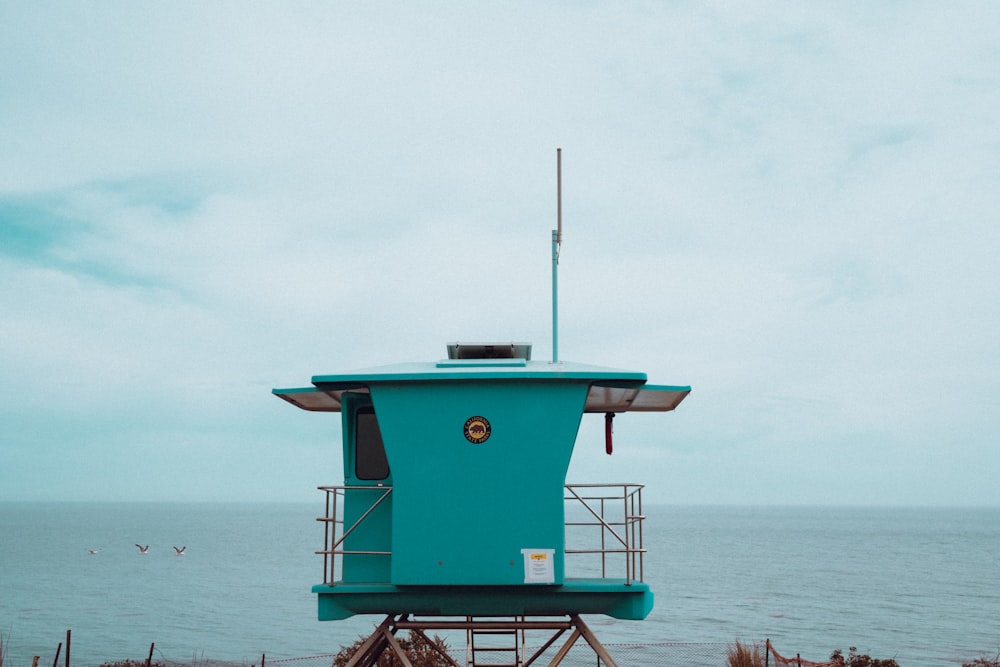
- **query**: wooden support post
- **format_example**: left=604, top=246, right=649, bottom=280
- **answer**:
left=344, top=615, right=396, bottom=667
left=570, top=615, right=620, bottom=667
left=146, top=643, right=154, bottom=667
left=345, top=613, right=619, bottom=667
left=524, top=627, right=569, bottom=666
left=546, top=628, right=581, bottom=666
left=51, top=643, right=61, bottom=667
left=380, top=630, right=414, bottom=667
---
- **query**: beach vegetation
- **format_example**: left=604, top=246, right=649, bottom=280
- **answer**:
left=333, top=631, right=452, bottom=667
left=727, top=640, right=764, bottom=667
left=963, top=650, right=1000, bottom=667
left=729, top=641, right=901, bottom=667
left=830, top=646, right=899, bottom=667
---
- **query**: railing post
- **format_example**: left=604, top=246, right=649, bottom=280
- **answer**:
left=336, top=489, right=341, bottom=581
left=323, top=488, right=331, bottom=584
left=600, top=496, right=607, bottom=579
left=618, top=485, right=629, bottom=585
left=637, top=486, right=644, bottom=583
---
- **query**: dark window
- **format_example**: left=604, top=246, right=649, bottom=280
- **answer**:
left=355, top=408, right=389, bottom=480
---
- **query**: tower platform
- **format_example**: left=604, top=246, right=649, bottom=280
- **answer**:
left=314, top=578, right=652, bottom=621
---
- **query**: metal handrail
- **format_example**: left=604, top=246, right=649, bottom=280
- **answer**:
left=317, top=485, right=393, bottom=584
left=316, top=482, right=646, bottom=586
left=563, top=483, right=645, bottom=584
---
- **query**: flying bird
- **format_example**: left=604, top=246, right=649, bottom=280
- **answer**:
left=173, top=546, right=186, bottom=555
left=135, top=544, right=149, bottom=555
left=87, top=549, right=100, bottom=555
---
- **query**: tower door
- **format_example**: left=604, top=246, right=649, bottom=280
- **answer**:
left=341, top=397, right=392, bottom=583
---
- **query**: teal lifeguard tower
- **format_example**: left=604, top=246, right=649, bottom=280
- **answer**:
left=274, top=149, right=689, bottom=666
left=273, top=341, right=689, bottom=666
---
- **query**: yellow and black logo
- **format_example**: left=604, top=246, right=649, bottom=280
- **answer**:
left=463, top=416, right=492, bottom=444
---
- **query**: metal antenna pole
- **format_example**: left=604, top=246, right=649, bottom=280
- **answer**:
left=557, top=147, right=563, bottom=245
left=552, top=148, right=562, bottom=364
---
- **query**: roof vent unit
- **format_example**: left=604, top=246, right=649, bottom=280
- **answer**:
left=446, top=342, right=532, bottom=360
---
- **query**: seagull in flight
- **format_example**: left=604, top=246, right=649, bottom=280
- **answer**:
left=87, top=549, right=100, bottom=555
left=173, top=546, right=186, bottom=555
left=135, top=544, right=150, bottom=555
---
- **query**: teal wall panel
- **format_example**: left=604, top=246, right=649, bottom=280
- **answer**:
left=370, top=380, right=587, bottom=585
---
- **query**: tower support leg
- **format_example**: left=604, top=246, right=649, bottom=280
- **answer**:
left=569, top=614, right=619, bottom=667
left=344, top=614, right=420, bottom=667
left=342, top=614, right=621, bottom=667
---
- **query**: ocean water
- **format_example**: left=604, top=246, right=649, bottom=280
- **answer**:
left=1, top=503, right=997, bottom=667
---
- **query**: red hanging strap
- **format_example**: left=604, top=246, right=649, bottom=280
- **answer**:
left=604, top=412, right=615, bottom=455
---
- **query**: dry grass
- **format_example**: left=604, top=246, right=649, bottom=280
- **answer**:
left=727, top=640, right=764, bottom=667
left=963, top=650, right=1000, bottom=667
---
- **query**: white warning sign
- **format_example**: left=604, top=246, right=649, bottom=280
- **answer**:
left=521, top=548, right=555, bottom=584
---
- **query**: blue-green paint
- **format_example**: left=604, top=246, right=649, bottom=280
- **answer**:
left=313, top=579, right=653, bottom=621
left=370, top=379, right=584, bottom=585
left=273, top=346, right=690, bottom=621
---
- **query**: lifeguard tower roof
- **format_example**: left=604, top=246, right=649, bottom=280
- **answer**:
left=273, top=342, right=689, bottom=622
left=276, top=342, right=688, bottom=414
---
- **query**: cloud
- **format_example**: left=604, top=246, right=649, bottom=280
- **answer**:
left=1, top=2, right=998, bottom=505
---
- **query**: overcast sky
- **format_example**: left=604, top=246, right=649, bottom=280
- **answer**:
left=2, top=2, right=998, bottom=506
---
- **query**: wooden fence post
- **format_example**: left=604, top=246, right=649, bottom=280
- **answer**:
left=146, top=642, right=155, bottom=667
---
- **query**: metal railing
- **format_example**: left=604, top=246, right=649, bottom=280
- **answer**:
left=563, top=484, right=645, bottom=585
left=316, top=483, right=646, bottom=586
left=316, top=485, right=393, bottom=585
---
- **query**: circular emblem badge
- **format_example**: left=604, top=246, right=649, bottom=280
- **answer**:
left=464, top=416, right=492, bottom=444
